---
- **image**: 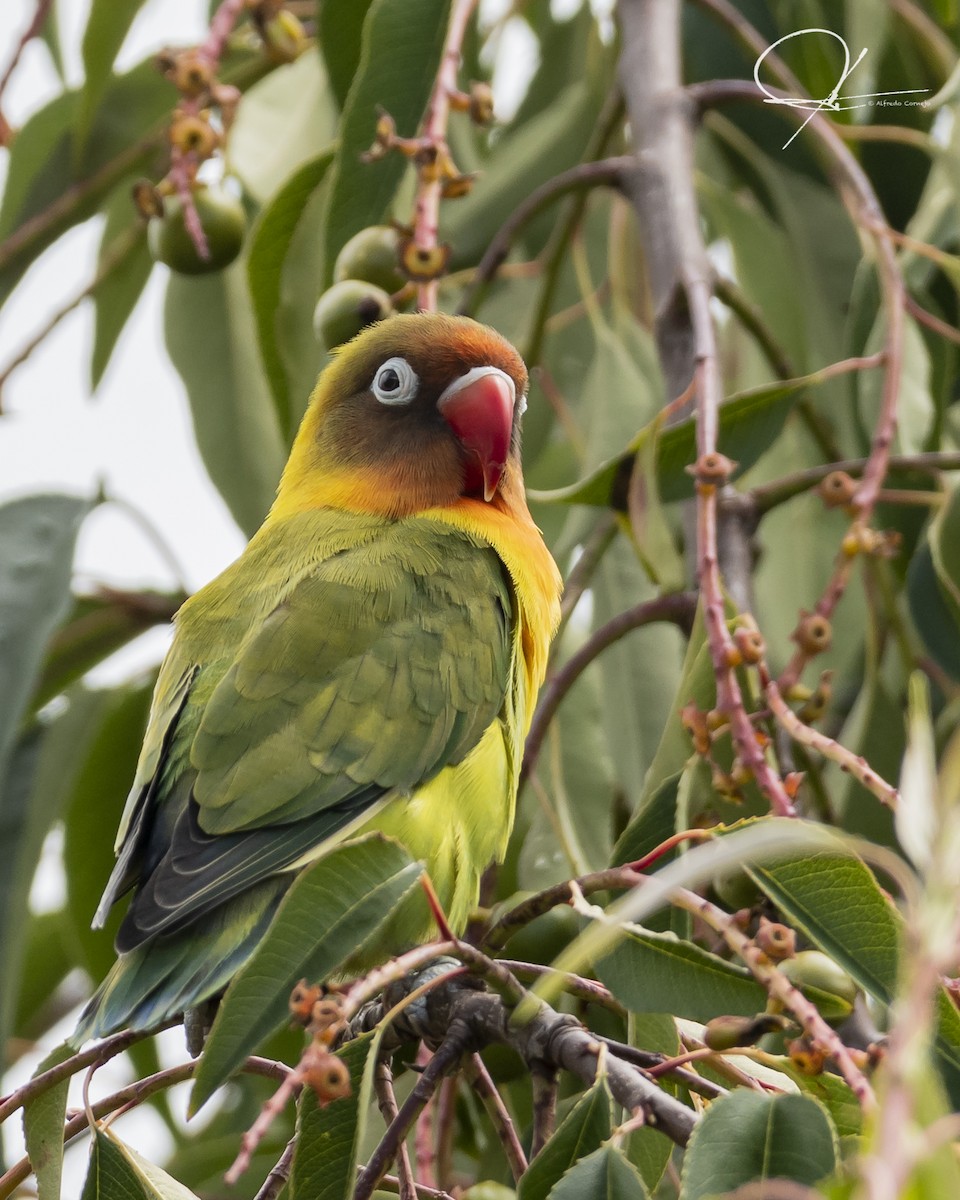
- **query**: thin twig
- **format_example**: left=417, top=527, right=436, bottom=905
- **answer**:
left=764, top=674, right=900, bottom=809
left=556, top=513, right=618, bottom=634
left=906, top=295, right=960, bottom=347
left=464, top=1054, right=528, bottom=1181
left=0, top=224, right=143, bottom=403
left=413, top=0, right=478, bottom=311
left=375, top=1062, right=417, bottom=1200
left=750, top=451, right=960, bottom=514
left=672, top=888, right=877, bottom=1112
left=414, top=1044, right=438, bottom=1189
left=530, top=1068, right=559, bottom=1157
left=0, top=1023, right=177, bottom=1125
left=0, top=1058, right=288, bottom=1199
left=252, top=1136, right=296, bottom=1200
left=356, top=1039, right=462, bottom=1200
left=457, top=157, right=635, bottom=315
left=0, top=0, right=55, bottom=117
left=521, top=591, right=697, bottom=785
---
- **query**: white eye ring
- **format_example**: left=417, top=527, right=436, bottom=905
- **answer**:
left=372, top=357, right=419, bottom=406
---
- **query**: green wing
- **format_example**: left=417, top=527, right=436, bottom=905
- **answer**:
left=105, top=516, right=513, bottom=952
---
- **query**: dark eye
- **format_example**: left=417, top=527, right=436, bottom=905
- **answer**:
left=372, top=356, right=418, bottom=405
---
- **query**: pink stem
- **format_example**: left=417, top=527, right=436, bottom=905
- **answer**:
left=413, top=0, right=477, bottom=311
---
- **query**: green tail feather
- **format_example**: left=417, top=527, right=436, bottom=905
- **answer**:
left=71, top=880, right=285, bottom=1047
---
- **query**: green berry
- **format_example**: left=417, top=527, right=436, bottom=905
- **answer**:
left=312, top=279, right=394, bottom=351
left=334, top=226, right=406, bottom=295
left=148, top=184, right=246, bottom=275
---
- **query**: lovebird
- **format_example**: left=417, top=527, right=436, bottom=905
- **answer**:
left=73, top=313, right=562, bottom=1044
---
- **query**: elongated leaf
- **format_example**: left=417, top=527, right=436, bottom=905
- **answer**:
left=596, top=930, right=766, bottom=1022
left=91, top=192, right=153, bottom=390
left=62, top=682, right=155, bottom=983
left=321, top=0, right=452, bottom=283
left=0, top=494, right=90, bottom=771
left=748, top=852, right=960, bottom=1104
left=165, top=263, right=287, bottom=537
left=626, top=1014, right=679, bottom=1192
left=77, top=0, right=149, bottom=150
left=930, top=483, right=960, bottom=620
left=190, top=836, right=422, bottom=1113
left=289, top=1033, right=377, bottom=1199
left=24, top=1042, right=75, bottom=1200
left=229, top=53, right=336, bottom=204
left=81, top=1126, right=201, bottom=1199
left=611, top=610, right=712, bottom=866
left=247, top=150, right=335, bottom=439
left=908, top=543, right=960, bottom=683
left=0, top=63, right=174, bottom=306
left=13, top=911, right=73, bottom=1043
left=549, top=1145, right=650, bottom=1200
left=318, top=0, right=376, bottom=109
left=679, top=1091, right=837, bottom=1199
left=529, top=369, right=834, bottom=509
left=518, top=1076, right=613, bottom=1200
left=5, top=687, right=130, bottom=1063
left=0, top=495, right=90, bottom=1051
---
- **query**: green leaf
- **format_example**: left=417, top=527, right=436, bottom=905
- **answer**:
left=612, top=610, right=712, bottom=866
left=443, top=76, right=607, bottom=269
left=317, top=0, right=376, bottom=109
left=31, top=589, right=181, bottom=714
left=930, top=483, right=960, bottom=621
left=81, top=1126, right=202, bottom=1199
left=0, top=494, right=90, bottom=1050
left=908, top=542, right=960, bottom=683
left=91, top=193, right=153, bottom=390
left=513, top=1, right=596, bottom=129
left=13, top=911, right=73, bottom=1043
left=596, top=930, right=766, bottom=1022
left=518, top=1076, right=613, bottom=1200
left=289, top=1032, right=377, bottom=1199
left=77, top=0, right=149, bottom=151
left=23, top=1042, right=75, bottom=1200
left=247, top=150, right=335, bottom=440
left=592, top=539, right=685, bottom=805
left=0, top=494, right=90, bottom=772
left=748, top=852, right=960, bottom=1105
left=190, top=836, right=423, bottom=1113
left=679, top=1091, right=837, bottom=1199
left=529, top=369, right=826, bottom=509
left=858, top=313, right=932, bottom=456
left=62, top=682, right=155, bottom=983
left=625, top=1013, right=679, bottom=1193
left=164, top=262, right=287, bottom=537
left=0, top=63, right=175, bottom=307
left=321, top=0, right=452, bottom=284
left=549, top=1145, right=650, bottom=1200
left=229, top=53, right=337, bottom=205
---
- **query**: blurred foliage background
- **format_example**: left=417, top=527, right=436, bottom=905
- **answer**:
left=3, top=0, right=960, bottom=1197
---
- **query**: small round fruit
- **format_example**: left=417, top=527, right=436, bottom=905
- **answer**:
left=334, top=226, right=406, bottom=295
left=148, top=185, right=246, bottom=275
left=779, top=950, right=858, bottom=1020
left=313, top=279, right=394, bottom=350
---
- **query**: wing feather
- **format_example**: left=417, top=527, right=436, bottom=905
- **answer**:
left=110, top=517, right=513, bottom=951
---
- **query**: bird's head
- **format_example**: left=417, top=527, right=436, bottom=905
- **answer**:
left=272, top=313, right=530, bottom=518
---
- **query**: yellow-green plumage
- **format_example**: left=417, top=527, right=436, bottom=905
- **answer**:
left=74, top=314, right=561, bottom=1044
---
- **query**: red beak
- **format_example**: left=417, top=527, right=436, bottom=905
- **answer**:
left=437, top=367, right=516, bottom=501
